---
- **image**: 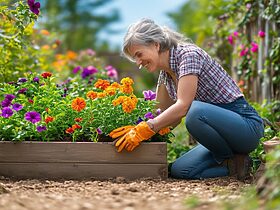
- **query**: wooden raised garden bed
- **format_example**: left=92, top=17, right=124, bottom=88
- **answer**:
left=0, top=141, right=167, bottom=180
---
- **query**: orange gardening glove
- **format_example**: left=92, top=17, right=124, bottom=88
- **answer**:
left=109, top=125, right=135, bottom=139
left=113, top=121, right=156, bottom=152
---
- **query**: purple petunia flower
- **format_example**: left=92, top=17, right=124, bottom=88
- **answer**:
left=18, top=78, right=27, bottom=83
left=1, top=99, right=11, bottom=108
left=25, top=111, right=41, bottom=124
left=5, top=94, right=16, bottom=101
left=136, top=117, right=143, bottom=124
left=27, top=0, right=40, bottom=15
left=81, top=67, right=93, bottom=79
left=96, top=128, right=102, bottom=134
left=143, top=90, right=156, bottom=101
left=12, top=103, right=23, bottom=111
left=156, top=108, right=162, bottom=115
left=144, top=112, right=154, bottom=119
left=36, top=125, right=47, bottom=132
left=1, top=107, right=13, bottom=118
left=33, top=77, right=40, bottom=83
left=18, top=88, right=27, bottom=94
left=72, top=66, right=82, bottom=74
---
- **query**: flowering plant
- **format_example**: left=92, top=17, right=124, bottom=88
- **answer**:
left=0, top=72, right=172, bottom=142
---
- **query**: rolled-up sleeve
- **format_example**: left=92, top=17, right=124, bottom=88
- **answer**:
left=177, top=51, right=203, bottom=79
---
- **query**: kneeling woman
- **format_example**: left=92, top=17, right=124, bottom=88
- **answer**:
left=109, top=18, right=264, bottom=180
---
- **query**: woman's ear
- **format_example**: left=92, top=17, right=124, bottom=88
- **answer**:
left=155, top=42, right=160, bottom=52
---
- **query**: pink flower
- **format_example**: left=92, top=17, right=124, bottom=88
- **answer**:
left=105, top=65, right=118, bottom=80
left=251, top=42, right=258, bottom=53
left=258, top=31, right=265, bottom=38
left=233, top=31, right=239, bottom=37
left=239, top=46, right=249, bottom=57
left=227, top=35, right=234, bottom=45
left=246, top=3, right=251, bottom=10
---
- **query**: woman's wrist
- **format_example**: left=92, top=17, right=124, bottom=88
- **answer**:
left=147, top=119, right=158, bottom=132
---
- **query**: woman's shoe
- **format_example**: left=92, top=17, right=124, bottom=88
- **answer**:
left=222, top=154, right=252, bottom=181
left=234, top=154, right=252, bottom=181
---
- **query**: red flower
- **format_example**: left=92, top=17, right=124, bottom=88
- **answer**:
left=41, top=72, right=52, bottom=78
left=45, top=116, right=54, bottom=124
left=66, top=127, right=74, bottom=134
left=72, top=124, right=82, bottom=130
left=75, top=118, right=83, bottom=122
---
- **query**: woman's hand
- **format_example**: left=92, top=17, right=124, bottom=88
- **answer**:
left=109, top=122, right=155, bottom=152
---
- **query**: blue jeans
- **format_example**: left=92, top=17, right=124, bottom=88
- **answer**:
left=170, top=97, right=264, bottom=179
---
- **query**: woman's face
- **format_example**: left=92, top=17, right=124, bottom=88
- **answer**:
left=127, top=43, right=160, bottom=72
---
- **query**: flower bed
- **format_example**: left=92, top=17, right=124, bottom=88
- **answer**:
left=0, top=72, right=171, bottom=143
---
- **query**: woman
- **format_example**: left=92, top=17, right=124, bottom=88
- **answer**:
left=109, top=18, right=264, bottom=180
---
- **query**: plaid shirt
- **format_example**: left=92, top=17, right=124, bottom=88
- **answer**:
left=157, top=44, right=243, bottom=103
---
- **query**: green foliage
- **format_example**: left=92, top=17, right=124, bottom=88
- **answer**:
left=264, top=146, right=280, bottom=203
left=40, top=0, right=120, bottom=51
left=0, top=1, right=41, bottom=83
left=167, top=119, right=191, bottom=163
left=250, top=100, right=280, bottom=170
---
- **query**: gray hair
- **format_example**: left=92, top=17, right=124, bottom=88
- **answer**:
left=122, top=18, right=190, bottom=61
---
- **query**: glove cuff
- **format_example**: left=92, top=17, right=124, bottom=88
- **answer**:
left=135, top=121, right=155, bottom=140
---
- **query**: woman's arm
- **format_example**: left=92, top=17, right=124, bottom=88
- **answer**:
left=156, top=84, right=181, bottom=128
left=148, top=75, right=198, bottom=132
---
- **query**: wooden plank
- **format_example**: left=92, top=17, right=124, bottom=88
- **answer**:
left=0, top=142, right=166, bottom=164
left=0, top=163, right=168, bottom=180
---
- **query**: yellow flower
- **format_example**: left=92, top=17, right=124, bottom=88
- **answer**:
left=97, top=92, right=107, bottom=98
left=120, top=77, right=134, bottom=86
left=105, top=86, right=117, bottom=96
left=111, top=82, right=121, bottom=89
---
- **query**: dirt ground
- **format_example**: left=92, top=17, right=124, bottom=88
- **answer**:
left=0, top=176, right=253, bottom=210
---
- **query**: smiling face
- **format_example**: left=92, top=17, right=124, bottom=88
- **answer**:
left=127, top=43, right=161, bottom=73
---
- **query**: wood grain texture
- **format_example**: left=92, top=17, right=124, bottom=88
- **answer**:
left=0, top=163, right=167, bottom=180
left=0, top=142, right=168, bottom=179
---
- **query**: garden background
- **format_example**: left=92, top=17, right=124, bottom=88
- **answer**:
left=0, top=0, right=280, bottom=209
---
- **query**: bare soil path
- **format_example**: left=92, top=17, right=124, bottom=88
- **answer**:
left=0, top=176, right=252, bottom=210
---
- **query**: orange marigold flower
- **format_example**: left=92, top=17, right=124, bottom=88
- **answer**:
left=105, top=86, right=116, bottom=96
left=112, top=96, right=126, bottom=106
left=75, top=117, right=83, bottom=122
left=72, top=124, right=82, bottom=130
left=120, top=77, right=134, bottom=86
left=41, top=45, right=50, bottom=50
left=41, top=72, right=52, bottom=78
left=158, top=127, right=171, bottom=136
left=86, top=91, right=98, bottom=100
left=40, top=29, right=50, bottom=36
left=94, top=79, right=110, bottom=90
left=122, top=99, right=136, bottom=113
left=71, top=97, right=86, bottom=112
left=45, top=116, right=55, bottom=124
left=66, top=50, right=77, bottom=60
left=120, top=85, right=133, bottom=94
left=97, top=92, right=107, bottom=98
left=110, top=82, right=121, bottom=89
left=66, top=127, right=74, bottom=134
